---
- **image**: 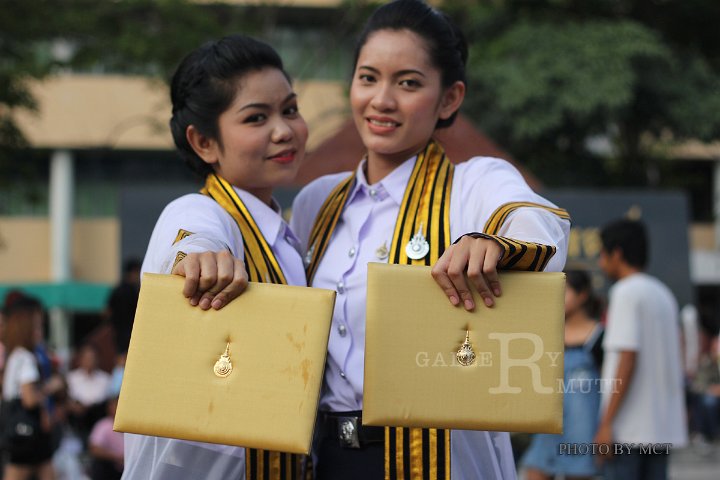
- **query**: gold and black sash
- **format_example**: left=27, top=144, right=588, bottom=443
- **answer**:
left=305, top=140, right=569, bottom=479
left=202, top=173, right=287, bottom=284
left=201, top=173, right=306, bottom=480
left=306, top=141, right=453, bottom=480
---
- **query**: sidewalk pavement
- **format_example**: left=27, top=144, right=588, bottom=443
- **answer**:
left=670, top=442, right=719, bottom=480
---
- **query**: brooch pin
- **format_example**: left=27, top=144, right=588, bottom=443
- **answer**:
left=456, top=331, right=476, bottom=367
left=214, top=343, right=233, bottom=378
left=375, top=241, right=389, bottom=260
left=304, top=244, right=315, bottom=268
left=405, top=224, right=430, bottom=260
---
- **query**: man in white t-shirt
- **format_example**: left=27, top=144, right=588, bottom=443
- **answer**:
left=595, top=219, right=687, bottom=480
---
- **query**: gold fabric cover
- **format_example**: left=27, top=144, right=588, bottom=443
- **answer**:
left=363, top=264, right=564, bottom=434
left=114, top=273, right=336, bottom=454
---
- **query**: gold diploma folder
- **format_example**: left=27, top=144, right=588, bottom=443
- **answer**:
left=364, top=263, right=564, bottom=434
left=114, top=273, right=336, bottom=454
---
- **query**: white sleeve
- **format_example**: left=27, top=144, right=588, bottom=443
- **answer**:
left=604, top=285, right=640, bottom=351
left=496, top=208, right=570, bottom=273
left=454, top=158, right=571, bottom=273
left=141, top=194, right=243, bottom=276
left=16, top=349, right=40, bottom=386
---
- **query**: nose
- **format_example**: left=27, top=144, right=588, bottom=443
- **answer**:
left=271, top=118, right=293, bottom=143
left=370, top=83, right=396, bottom=111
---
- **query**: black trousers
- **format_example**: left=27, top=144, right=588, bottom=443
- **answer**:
left=314, top=413, right=384, bottom=480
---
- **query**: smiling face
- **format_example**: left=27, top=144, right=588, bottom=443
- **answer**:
left=188, top=67, right=308, bottom=204
left=350, top=29, right=464, bottom=178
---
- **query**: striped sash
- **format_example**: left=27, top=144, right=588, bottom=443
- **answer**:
left=201, top=173, right=307, bottom=480
left=201, top=173, right=287, bottom=284
left=306, top=140, right=453, bottom=479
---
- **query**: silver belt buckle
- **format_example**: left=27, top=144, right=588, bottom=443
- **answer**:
left=337, top=416, right=361, bottom=449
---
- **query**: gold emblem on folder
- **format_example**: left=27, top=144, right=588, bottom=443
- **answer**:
left=456, top=331, right=476, bottom=367
left=214, top=343, right=233, bottom=378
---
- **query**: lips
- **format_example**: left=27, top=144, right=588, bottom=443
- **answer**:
left=366, top=116, right=401, bottom=134
left=267, top=149, right=296, bottom=164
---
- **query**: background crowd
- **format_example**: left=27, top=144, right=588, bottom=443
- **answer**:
left=0, top=259, right=139, bottom=480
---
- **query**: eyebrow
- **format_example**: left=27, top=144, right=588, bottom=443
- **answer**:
left=237, top=92, right=297, bottom=113
left=357, top=65, right=426, bottom=78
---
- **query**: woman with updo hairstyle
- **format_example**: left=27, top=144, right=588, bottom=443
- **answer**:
left=123, top=34, right=308, bottom=479
left=522, top=269, right=604, bottom=480
left=290, top=1, right=571, bottom=478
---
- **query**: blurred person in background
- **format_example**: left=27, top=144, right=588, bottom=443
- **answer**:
left=594, top=218, right=687, bottom=480
left=31, top=299, right=67, bottom=457
left=106, top=259, right=141, bottom=356
left=1, top=295, right=62, bottom=480
left=108, top=351, right=126, bottom=399
left=66, top=344, right=111, bottom=447
left=688, top=324, right=720, bottom=453
left=522, top=269, right=604, bottom=479
left=88, top=396, right=123, bottom=480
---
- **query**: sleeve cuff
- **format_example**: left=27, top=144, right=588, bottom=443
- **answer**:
left=454, top=232, right=557, bottom=272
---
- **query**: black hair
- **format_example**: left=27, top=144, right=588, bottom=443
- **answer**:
left=122, top=258, right=141, bottom=275
left=600, top=218, right=648, bottom=269
left=353, top=0, right=468, bottom=129
left=169, top=35, right=289, bottom=177
left=2, top=292, right=42, bottom=317
left=565, top=270, right=602, bottom=318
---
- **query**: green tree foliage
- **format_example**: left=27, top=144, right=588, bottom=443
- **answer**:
left=0, top=0, right=258, bottom=185
left=456, top=0, right=720, bottom=186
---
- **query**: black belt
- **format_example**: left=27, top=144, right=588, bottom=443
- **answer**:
left=320, top=411, right=384, bottom=449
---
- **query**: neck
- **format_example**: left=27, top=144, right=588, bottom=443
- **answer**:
left=365, top=153, right=405, bottom=185
left=243, top=187, right=274, bottom=208
left=365, top=141, right=431, bottom=184
left=616, top=264, right=641, bottom=280
left=565, top=309, right=590, bottom=326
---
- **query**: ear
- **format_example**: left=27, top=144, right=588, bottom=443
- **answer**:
left=438, top=81, right=466, bottom=121
left=186, top=125, right=220, bottom=166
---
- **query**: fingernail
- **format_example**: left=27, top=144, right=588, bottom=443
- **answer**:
left=199, top=298, right=211, bottom=310
left=484, top=297, right=494, bottom=307
left=464, top=299, right=474, bottom=310
left=493, top=287, right=501, bottom=296
left=211, top=299, right=223, bottom=310
left=190, top=297, right=199, bottom=306
left=450, top=296, right=459, bottom=306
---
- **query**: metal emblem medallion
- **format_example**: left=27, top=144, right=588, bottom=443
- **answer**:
left=456, top=331, right=476, bottom=367
left=405, top=226, right=430, bottom=260
left=304, top=244, right=315, bottom=268
left=214, top=343, right=233, bottom=378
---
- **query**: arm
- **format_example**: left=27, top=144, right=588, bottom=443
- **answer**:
left=19, top=382, right=44, bottom=410
left=145, top=196, right=248, bottom=310
left=431, top=158, right=570, bottom=310
left=594, top=350, right=637, bottom=455
left=432, top=209, right=569, bottom=310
